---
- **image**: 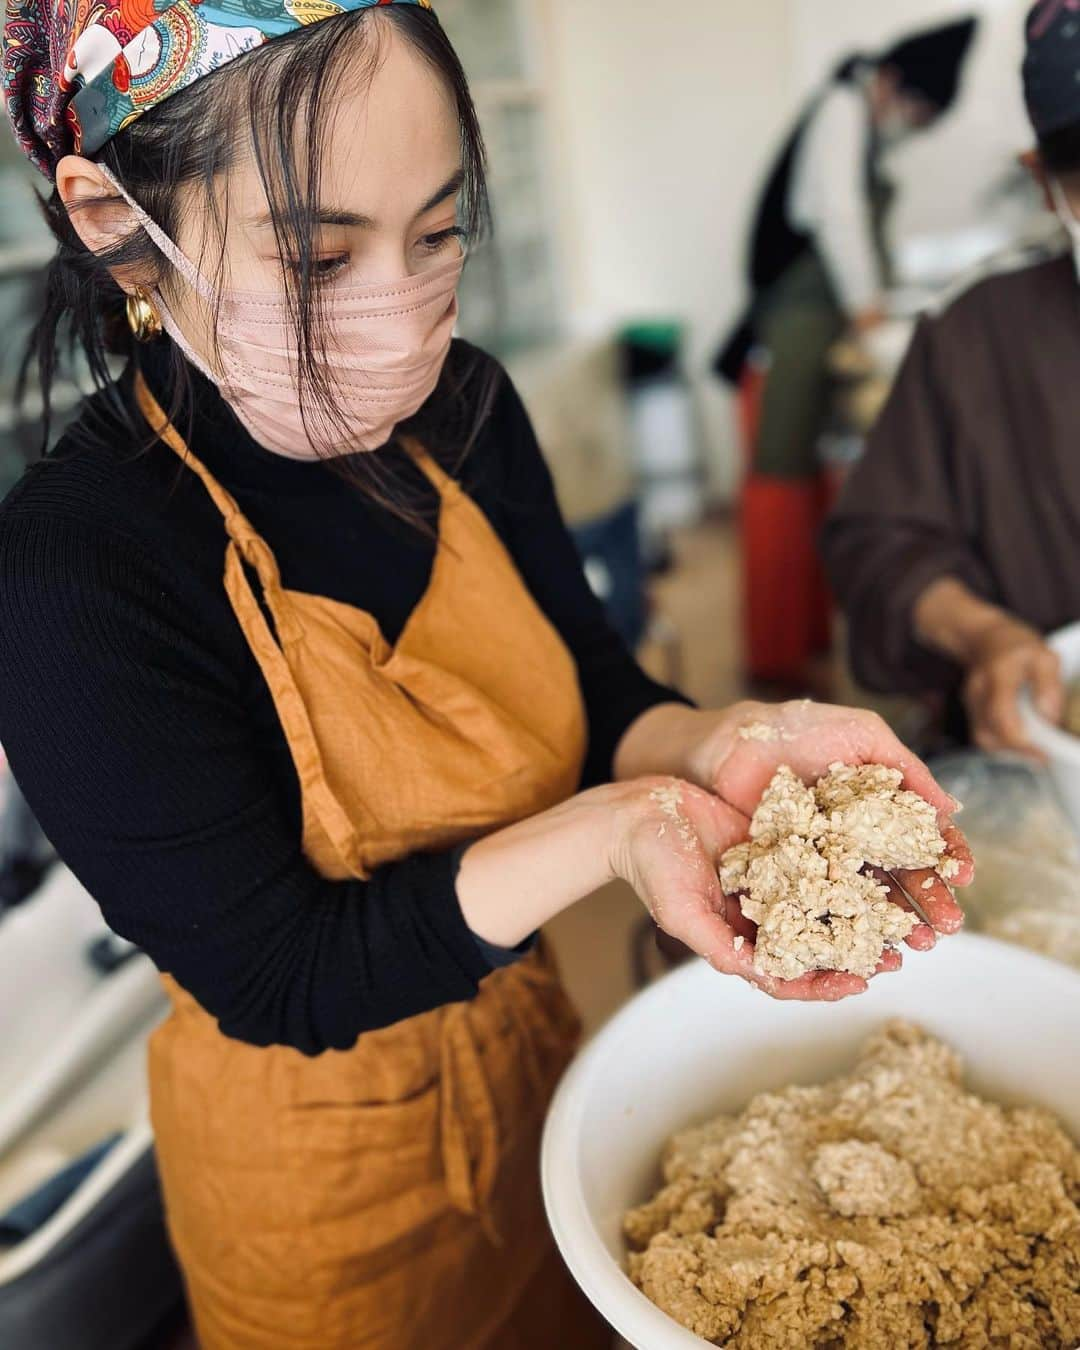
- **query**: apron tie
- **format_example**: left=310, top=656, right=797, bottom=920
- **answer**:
left=489, top=969, right=549, bottom=1102
left=439, top=1003, right=501, bottom=1247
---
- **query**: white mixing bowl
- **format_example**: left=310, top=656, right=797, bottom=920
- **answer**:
left=1020, top=619, right=1080, bottom=836
left=542, top=934, right=1080, bottom=1349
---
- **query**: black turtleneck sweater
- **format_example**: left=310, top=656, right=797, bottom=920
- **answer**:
left=0, top=342, right=682, bottom=1055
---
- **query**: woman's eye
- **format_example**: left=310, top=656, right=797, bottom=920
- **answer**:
left=418, top=227, right=465, bottom=255
left=284, top=255, right=350, bottom=280
left=311, top=255, right=349, bottom=279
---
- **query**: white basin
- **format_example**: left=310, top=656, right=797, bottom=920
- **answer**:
left=542, top=934, right=1080, bottom=1349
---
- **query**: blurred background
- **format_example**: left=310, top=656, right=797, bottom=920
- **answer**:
left=0, top=2, right=1064, bottom=1346
left=0, top=0, right=1042, bottom=509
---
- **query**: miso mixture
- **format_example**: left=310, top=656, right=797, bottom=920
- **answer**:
left=719, top=764, right=956, bottom=981
left=625, top=1022, right=1080, bottom=1348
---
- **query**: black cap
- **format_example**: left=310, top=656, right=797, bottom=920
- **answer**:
left=881, top=16, right=978, bottom=115
left=1023, top=1, right=1080, bottom=137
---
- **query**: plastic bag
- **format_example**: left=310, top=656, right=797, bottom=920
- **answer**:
left=930, top=751, right=1080, bottom=970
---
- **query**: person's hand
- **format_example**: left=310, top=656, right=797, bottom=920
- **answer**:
left=678, top=700, right=971, bottom=946
left=962, top=617, right=1063, bottom=756
left=914, top=580, right=1063, bottom=757
left=611, top=776, right=887, bottom=1003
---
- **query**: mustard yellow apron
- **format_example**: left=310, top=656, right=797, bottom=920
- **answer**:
left=135, top=375, right=609, bottom=1350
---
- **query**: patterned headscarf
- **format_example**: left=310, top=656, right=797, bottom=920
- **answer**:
left=1024, top=0, right=1080, bottom=136
left=3, top=0, right=431, bottom=178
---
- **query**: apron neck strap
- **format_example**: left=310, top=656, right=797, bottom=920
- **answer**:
left=135, top=369, right=309, bottom=649
left=134, top=370, right=269, bottom=555
left=396, top=434, right=455, bottom=495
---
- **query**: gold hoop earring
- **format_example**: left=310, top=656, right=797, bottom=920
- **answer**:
left=126, top=288, right=162, bottom=342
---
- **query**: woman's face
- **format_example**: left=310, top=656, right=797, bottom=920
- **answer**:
left=166, top=20, right=464, bottom=371
left=58, top=19, right=464, bottom=376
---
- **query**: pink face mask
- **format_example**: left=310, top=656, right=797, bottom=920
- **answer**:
left=104, top=170, right=464, bottom=459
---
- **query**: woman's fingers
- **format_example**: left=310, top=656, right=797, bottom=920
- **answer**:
left=904, top=923, right=937, bottom=951
left=872, top=830, right=968, bottom=944
left=869, top=867, right=935, bottom=948
left=756, top=967, right=868, bottom=1001
left=898, top=869, right=964, bottom=935
left=875, top=947, right=903, bottom=973
left=872, top=859, right=964, bottom=940
left=870, top=861, right=957, bottom=934
left=939, top=823, right=975, bottom=886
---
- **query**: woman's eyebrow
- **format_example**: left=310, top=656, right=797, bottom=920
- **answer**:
left=247, top=206, right=375, bottom=228
left=413, top=168, right=465, bottom=220
left=246, top=170, right=464, bottom=230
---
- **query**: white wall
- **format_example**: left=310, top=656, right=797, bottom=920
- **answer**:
left=540, top=0, right=1036, bottom=497
left=541, top=0, right=798, bottom=494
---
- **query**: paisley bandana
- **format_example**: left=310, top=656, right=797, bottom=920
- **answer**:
left=3, top=0, right=432, bottom=177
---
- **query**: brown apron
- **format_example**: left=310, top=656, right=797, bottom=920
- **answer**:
left=134, top=375, right=610, bottom=1350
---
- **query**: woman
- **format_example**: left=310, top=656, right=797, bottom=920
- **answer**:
left=0, top=3, right=969, bottom=1346
left=718, top=18, right=977, bottom=692
left=823, top=0, right=1080, bottom=757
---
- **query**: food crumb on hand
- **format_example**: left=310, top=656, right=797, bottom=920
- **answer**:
left=650, top=782, right=695, bottom=846
left=737, top=721, right=795, bottom=743
left=921, top=877, right=934, bottom=891
left=733, top=935, right=745, bottom=953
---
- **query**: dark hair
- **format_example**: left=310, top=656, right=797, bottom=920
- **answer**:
left=1038, top=122, right=1080, bottom=177
left=28, top=5, right=498, bottom=522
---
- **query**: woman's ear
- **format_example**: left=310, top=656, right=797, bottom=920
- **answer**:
left=54, top=154, right=148, bottom=289
left=1019, top=148, right=1055, bottom=213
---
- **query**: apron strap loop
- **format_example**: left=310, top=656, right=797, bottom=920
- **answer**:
left=221, top=540, right=361, bottom=860
left=134, top=372, right=360, bottom=867
left=134, top=371, right=305, bottom=642
left=489, top=968, right=548, bottom=1101
left=439, top=1004, right=502, bottom=1247
left=228, top=532, right=305, bottom=647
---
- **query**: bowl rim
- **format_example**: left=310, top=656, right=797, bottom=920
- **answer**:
left=542, top=956, right=724, bottom=1350
left=541, top=932, right=1080, bottom=1349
